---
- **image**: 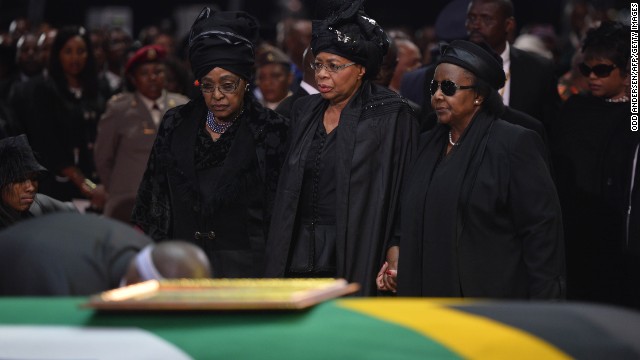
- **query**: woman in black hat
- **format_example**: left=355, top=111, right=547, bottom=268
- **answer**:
left=264, top=0, right=419, bottom=296
left=0, top=135, right=76, bottom=230
left=380, top=40, right=565, bottom=299
left=131, top=8, right=289, bottom=278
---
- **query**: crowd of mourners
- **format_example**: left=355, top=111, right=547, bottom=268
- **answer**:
left=0, top=0, right=637, bottom=311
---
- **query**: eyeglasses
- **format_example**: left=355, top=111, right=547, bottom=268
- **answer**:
left=310, top=62, right=356, bottom=74
left=430, top=80, right=475, bottom=97
left=578, top=63, right=617, bottom=78
left=200, top=78, right=241, bottom=94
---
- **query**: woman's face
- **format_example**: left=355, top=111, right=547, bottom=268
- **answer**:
left=2, top=176, right=38, bottom=212
left=256, top=63, right=293, bottom=104
left=431, top=63, right=481, bottom=130
left=59, top=35, right=88, bottom=78
left=131, top=62, right=166, bottom=100
left=582, top=56, right=628, bottom=100
left=200, top=67, right=247, bottom=122
left=313, top=52, right=365, bottom=105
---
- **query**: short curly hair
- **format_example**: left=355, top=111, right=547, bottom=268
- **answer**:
left=581, top=21, right=630, bottom=76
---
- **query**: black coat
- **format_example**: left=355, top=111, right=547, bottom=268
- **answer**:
left=551, top=94, right=639, bottom=307
left=13, top=76, right=106, bottom=200
left=265, top=82, right=418, bottom=295
left=0, top=212, right=151, bottom=295
left=132, top=95, right=289, bottom=278
left=398, top=113, right=565, bottom=299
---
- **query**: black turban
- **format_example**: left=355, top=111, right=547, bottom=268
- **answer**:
left=437, top=40, right=506, bottom=90
left=0, top=135, right=47, bottom=190
left=310, top=0, right=389, bottom=80
left=188, top=7, right=259, bottom=81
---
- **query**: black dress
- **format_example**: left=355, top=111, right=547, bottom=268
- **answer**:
left=22, top=77, right=105, bottom=201
left=287, top=116, right=338, bottom=276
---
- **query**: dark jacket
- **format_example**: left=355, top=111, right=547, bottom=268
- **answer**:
left=398, top=113, right=565, bottom=299
left=0, top=212, right=150, bottom=295
left=551, top=94, right=639, bottom=307
left=131, top=95, right=289, bottom=278
left=265, top=81, right=419, bottom=295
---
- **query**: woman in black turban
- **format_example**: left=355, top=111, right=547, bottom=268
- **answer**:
left=264, top=0, right=419, bottom=296
left=379, top=40, right=565, bottom=299
left=132, top=8, right=289, bottom=278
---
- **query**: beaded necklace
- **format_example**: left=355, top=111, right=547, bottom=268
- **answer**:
left=206, top=108, right=244, bottom=134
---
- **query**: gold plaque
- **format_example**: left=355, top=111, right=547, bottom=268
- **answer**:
left=83, top=278, right=359, bottom=311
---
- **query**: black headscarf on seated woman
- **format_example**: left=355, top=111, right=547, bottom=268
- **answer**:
left=397, top=40, right=564, bottom=299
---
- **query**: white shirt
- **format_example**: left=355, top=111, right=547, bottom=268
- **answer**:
left=499, top=42, right=511, bottom=106
left=137, top=92, right=165, bottom=127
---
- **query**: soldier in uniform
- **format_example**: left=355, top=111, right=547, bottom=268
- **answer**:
left=94, top=45, right=189, bottom=222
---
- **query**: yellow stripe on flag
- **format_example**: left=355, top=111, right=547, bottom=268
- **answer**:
left=338, top=298, right=572, bottom=360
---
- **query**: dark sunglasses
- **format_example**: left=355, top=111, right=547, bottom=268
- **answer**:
left=430, top=80, right=475, bottom=97
left=578, top=63, right=617, bottom=78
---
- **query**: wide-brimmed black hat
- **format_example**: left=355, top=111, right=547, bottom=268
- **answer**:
left=0, top=135, right=47, bottom=190
left=188, top=7, right=259, bottom=81
left=437, top=40, right=506, bottom=90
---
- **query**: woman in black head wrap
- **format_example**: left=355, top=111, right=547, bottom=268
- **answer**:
left=264, top=0, right=419, bottom=296
left=381, top=40, right=565, bottom=299
left=131, top=8, right=289, bottom=278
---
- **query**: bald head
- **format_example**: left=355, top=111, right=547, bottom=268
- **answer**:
left=153, top=241, right=212, bottom=278
left=123, top=241, right=211, bottom=286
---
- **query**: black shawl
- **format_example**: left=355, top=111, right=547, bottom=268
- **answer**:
left=265, top=81, right=418, bottom=295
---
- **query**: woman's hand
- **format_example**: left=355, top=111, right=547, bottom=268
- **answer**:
left=376, top=246, right=398, bottom=293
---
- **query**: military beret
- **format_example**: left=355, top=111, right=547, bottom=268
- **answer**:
left=255, top=44, right=291, bottom=68
left=125, top=45, right=167, bottom=74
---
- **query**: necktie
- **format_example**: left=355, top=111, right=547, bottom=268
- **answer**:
left=151, top=102, right=161, bottom=126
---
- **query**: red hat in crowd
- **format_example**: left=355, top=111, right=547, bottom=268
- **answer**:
left=125, top=45, right=167, bottom=74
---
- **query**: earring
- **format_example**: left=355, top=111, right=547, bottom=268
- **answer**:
left=474, top=100, right=480, bottom=105
left=245, top=84, right=250, bottom=92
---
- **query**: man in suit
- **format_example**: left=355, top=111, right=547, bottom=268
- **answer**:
left=94, top=45, right=189, bottom=222
left=401, top=0, right=559, bottom=136
left=0, top=212, right=211, bottom=296
left=466, top=0, right=560, bottom=134
left=274, top=46, right=319, bottom=122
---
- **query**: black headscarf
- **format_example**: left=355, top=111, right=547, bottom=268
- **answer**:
left=0, top=135, right=47, bottom=191
left=437, top=40, right=506, bottom=91
left=188, top=7, right=259, bottom=81
left=310, top=0, right=389, bottom=80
